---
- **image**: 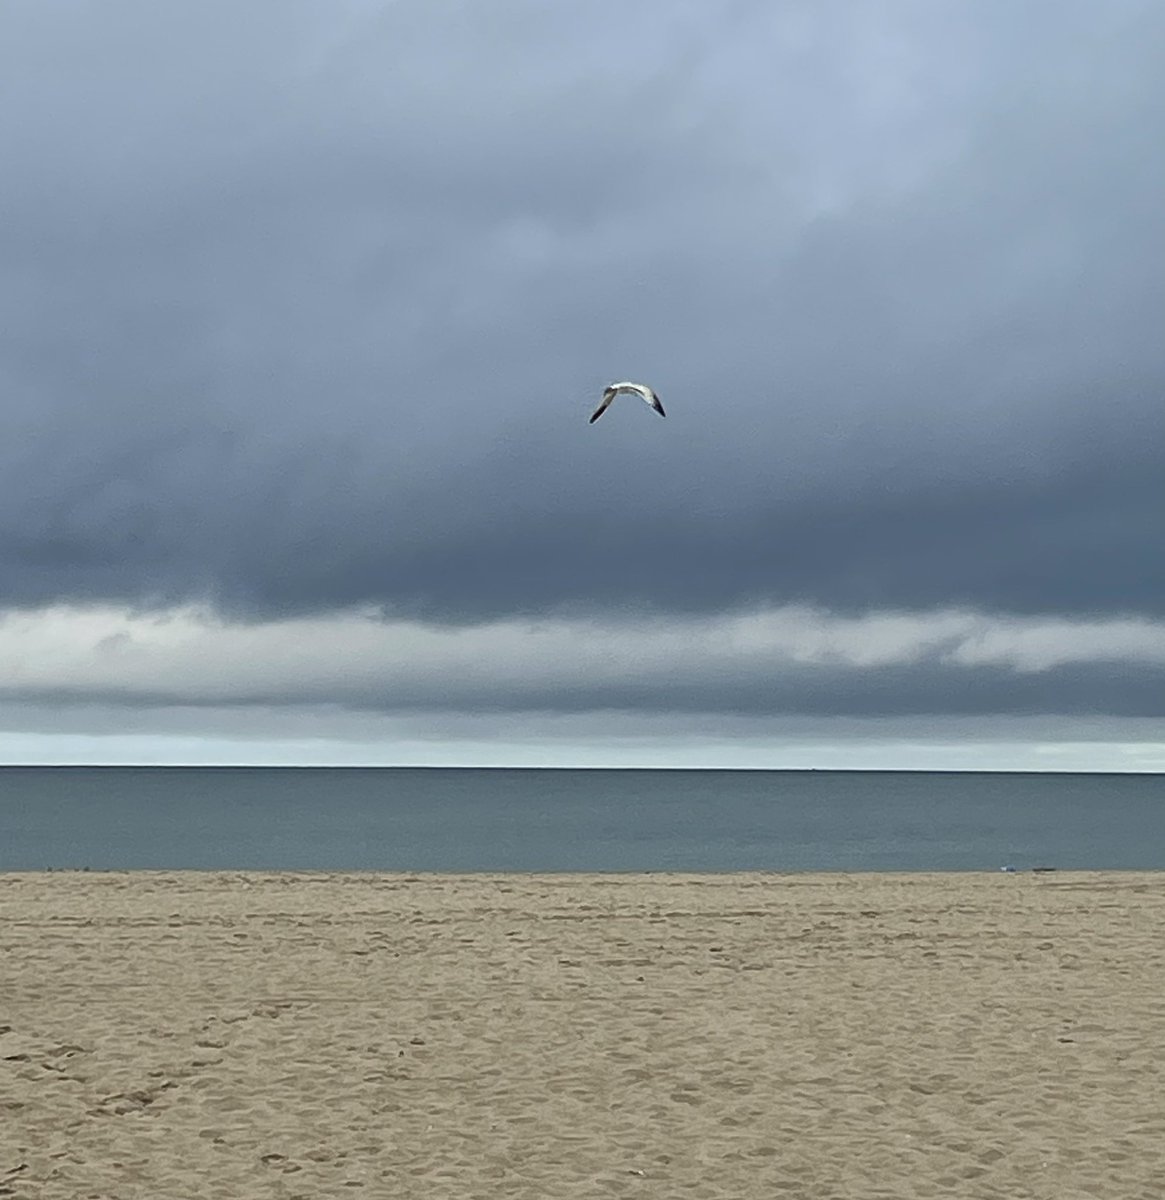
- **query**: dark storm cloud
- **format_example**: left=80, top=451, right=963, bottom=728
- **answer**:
left=2, top=0, right=1164, bottom=623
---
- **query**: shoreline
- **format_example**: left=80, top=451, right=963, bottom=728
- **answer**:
left=5, top=868, right=1162, bottom=882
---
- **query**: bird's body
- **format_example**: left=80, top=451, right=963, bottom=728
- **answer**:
left=589, top=381, right=666, bottom=424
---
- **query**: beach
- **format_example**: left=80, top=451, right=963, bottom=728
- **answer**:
left=2, top=871, right=1162, bottom=1199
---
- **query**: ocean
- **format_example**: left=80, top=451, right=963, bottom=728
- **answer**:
left=1, top=766, right=1161, bottom=872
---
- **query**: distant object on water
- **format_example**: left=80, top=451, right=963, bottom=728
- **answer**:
left=589, top=381, right=666, bottom=424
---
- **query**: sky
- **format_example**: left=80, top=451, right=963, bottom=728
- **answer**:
left=2, top=0, right=1163, bottom=768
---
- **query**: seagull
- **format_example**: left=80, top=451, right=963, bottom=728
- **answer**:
left=588, top=381, right=666, bottom=424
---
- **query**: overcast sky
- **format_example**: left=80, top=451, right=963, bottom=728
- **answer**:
left=2, top=0, right=1163, bottom=767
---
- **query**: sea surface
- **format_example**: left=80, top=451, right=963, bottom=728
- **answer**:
left=1, top=767, right=1162, bottom=873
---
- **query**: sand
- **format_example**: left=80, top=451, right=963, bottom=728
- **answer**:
left=1, top=871, right=1162, bottom=1199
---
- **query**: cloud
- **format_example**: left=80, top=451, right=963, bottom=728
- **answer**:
left=4, top=603, right=1163, bottom=719
left=2, top=2, right=1164, bottom=765
left=0, top=1, right=1163, bottom=632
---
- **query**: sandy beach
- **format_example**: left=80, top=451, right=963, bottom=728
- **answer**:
left=2, top=871, right=1162, bottom=1199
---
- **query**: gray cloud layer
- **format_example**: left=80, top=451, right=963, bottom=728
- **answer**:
left=17, top=661, right=1164, bottom=720
left=3, top=1, right=1164, bottom=626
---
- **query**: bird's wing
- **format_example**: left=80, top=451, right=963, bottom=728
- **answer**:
left=627, top=384, right=665, bottom=417
left=588, top=388, right=617, bottom=423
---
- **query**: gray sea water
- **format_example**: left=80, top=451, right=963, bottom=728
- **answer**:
left=1, top=767, right=1162, bottom=872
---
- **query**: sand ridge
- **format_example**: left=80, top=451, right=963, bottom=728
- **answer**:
left=1, top=870, right=1162, bottom=1198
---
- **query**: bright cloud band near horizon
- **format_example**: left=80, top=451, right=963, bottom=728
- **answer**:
left=1, top=603, right=1163, bottom=770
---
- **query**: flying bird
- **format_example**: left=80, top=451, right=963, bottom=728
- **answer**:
left=588, top=381, right=666, bottom=424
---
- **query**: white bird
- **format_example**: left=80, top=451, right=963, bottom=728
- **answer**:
left=588, top=381, right=666, bottom=424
